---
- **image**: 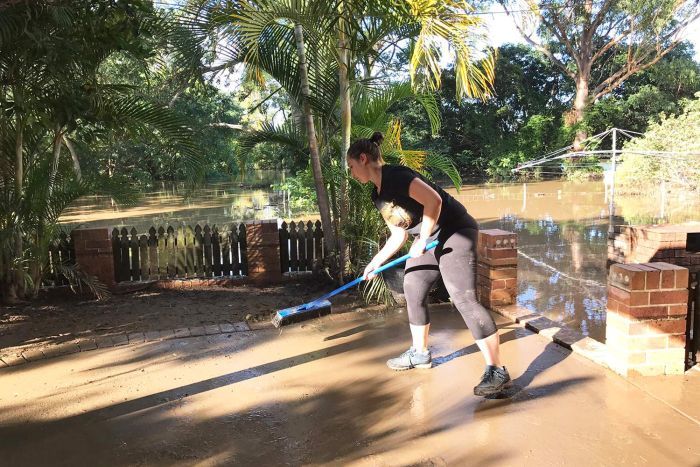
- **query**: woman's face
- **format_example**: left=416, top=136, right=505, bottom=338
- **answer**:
left=347, top=154, right=370, bottom=183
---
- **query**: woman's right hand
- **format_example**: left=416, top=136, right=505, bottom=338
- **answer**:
left=364, top=223, right=407, bottom=281
left=363, top=258, right=381, bottom=281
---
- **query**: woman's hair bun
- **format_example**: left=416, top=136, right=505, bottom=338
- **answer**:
left=370, top=131, right=384, bottom=146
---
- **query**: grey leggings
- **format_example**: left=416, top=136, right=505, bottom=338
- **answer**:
left=403, top=228, right=497, bottom=340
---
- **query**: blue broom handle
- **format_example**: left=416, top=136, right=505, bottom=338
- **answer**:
left=306, top=240, right=439, bottom=306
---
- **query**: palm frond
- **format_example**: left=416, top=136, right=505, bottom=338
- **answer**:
left=0, top=6, right=24, bottom=46
left=363, top=272, right=395, bottom=305
left=401, top=0, right=495, bottom=100
left=383, top=119, right=462, bottom=189
left=350, top=124, right=379, bottom=139
left=352, top=82, right=441, bottom=135
left=237, top=121, right=308, bottom=171
left=351, top=237, right=395, bottom=306
left=54, top=262, right=110, bottom=301
left=218, top=0, right=340, bottom=117
left=425, top=153, right=462, bottom=190
left=106, top=96, right=204, bottom=183
left=232, top=0, right=338, bottom=64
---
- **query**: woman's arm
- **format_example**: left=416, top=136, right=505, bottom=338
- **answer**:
left=407, top=177, right=442, bottom=257
left=363, top=221, right=407, bottom=280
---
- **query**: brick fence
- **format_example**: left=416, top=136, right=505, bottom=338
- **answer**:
left=71, top=222, right=519, bottom=307
left=72, top=228, right=116, bottom=288
left=245, top=220, right=282, bottom=284
left=72, top=221, right=282, bottom=288
left=609, top=223, right=700, bottom=268
left=66, top=220, right=700, bottom=376
left=608, top=222, right=699, bottom=374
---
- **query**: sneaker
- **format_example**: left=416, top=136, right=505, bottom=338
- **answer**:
left=386, top=347, right=432, bottom=371
left=473, top=365, right=512, bottom=396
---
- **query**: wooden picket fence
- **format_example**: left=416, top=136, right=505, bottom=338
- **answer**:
left=111, top=224, right=248, bottom=282
left=279, top=220, right=324, bottom=273
left=45, top=232, right=75, bottom=286
left=52, top=219, right=326, bottom=284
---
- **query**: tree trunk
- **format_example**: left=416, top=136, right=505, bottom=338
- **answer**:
left=293, top=23, right=339, bottom=275
left=572, top=71, right=591, bottom=151
left=48, top=125, right=64, bottom=196
left=337, top=6, right=351, bottom=279
left=63, top=135, right=82, bottom=181
left=10, top=116, right=24, bottom=300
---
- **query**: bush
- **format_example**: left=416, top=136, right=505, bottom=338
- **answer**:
left=616, top=93, right=700, bottom=192
left=272, top=167, right=318, bottom=212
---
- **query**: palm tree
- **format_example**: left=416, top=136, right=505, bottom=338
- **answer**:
left=291, top=22, right=341, bottom=272
left=237, top=81, right=458, bottom=284
left=221, top=0, right=342, bottom=273
left=180, top=0, right=495, bottom=279
left=0, top=1, right=203, bottom=301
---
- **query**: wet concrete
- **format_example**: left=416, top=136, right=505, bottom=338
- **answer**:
left=1, top=308, right=698, bottom=466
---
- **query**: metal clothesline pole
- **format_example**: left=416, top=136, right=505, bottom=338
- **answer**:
left=608, top=128, right=617, bottom=235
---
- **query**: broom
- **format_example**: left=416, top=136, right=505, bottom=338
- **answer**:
left=271, top=240, right=438, bottom=327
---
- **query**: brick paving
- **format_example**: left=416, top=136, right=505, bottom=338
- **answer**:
left=0, top=321, right=252, bottom=368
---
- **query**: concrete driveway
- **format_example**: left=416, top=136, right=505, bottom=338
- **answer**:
left=1, top=307, right=698, bottom=466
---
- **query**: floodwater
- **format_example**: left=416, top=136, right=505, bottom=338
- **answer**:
left=59, top=171, right=292, bottom=232
left=1, top=309, right=699, bottom=465
left=59, top=177, right=700, bottom=342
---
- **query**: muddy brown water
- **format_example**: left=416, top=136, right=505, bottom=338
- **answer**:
left=59, top=179, right=700, bottom=343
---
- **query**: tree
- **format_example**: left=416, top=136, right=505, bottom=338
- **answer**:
left=183, top=0, right=496, bottom=278
left=93, top=54, right=252, bottom=181
left=391, top=44, right=571, bottom=176
left=617, top=92, right=700, bottom=192
left=0, top=1, right=200, bottom=301
left=237, top=81, right=459, bottom=288
left=336, top=0, right=495, bottom=274
left=584, top=42, right=700, bottom=136
left=499, top=0, right=700, bottom=149
left=223, top=0, right=341, bottom=272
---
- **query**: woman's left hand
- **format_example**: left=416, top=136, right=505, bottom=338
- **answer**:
left=409, top=237, right=428, bottom=258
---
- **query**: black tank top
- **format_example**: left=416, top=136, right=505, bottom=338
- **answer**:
left=370, top=165, right=477, bottom=238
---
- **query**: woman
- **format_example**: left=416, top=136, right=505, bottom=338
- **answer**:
left=347, top=132, right=511, bottom=396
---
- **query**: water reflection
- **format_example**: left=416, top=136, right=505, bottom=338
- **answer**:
left=59, top=172, right=302, bottom=232
left=447, top=180, right=699, bottom=342
left=59, top=177, right=700, bottom=343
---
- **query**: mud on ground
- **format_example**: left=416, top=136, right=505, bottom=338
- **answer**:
left=0, top=279, right=365, bottom=357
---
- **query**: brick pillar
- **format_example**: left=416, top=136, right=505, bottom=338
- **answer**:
left=606, top=262, right=689, bottom=376
left=72, top=227, right=116, bottom=288
left=245, top=219, right=283, bottom=284
left=476, top=229, right=518, bottom=309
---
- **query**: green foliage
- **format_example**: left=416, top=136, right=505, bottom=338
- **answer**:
left=252, top=80, right=456, bottom=295
left=0, top=1, right=201, bottom=300
left=360, top=239, right=397, bottom=306
left=486, top=114, right=562, bottom=178
left=3, top=0, right=696, bottom=301
left=392, top=42, right=700, bottom=181
left=392, top=45, right=570, bottom=179
left=91, top=54, right=248, bottom=181
left=498, top=0, right=700, bottom=143
left=584, top=44, right=700, bottom=138
left=237, top=121, right=309, bottom=174
left=616, top=93, right=700, bottom=192
left=273, top=168, right=317, bottom=211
